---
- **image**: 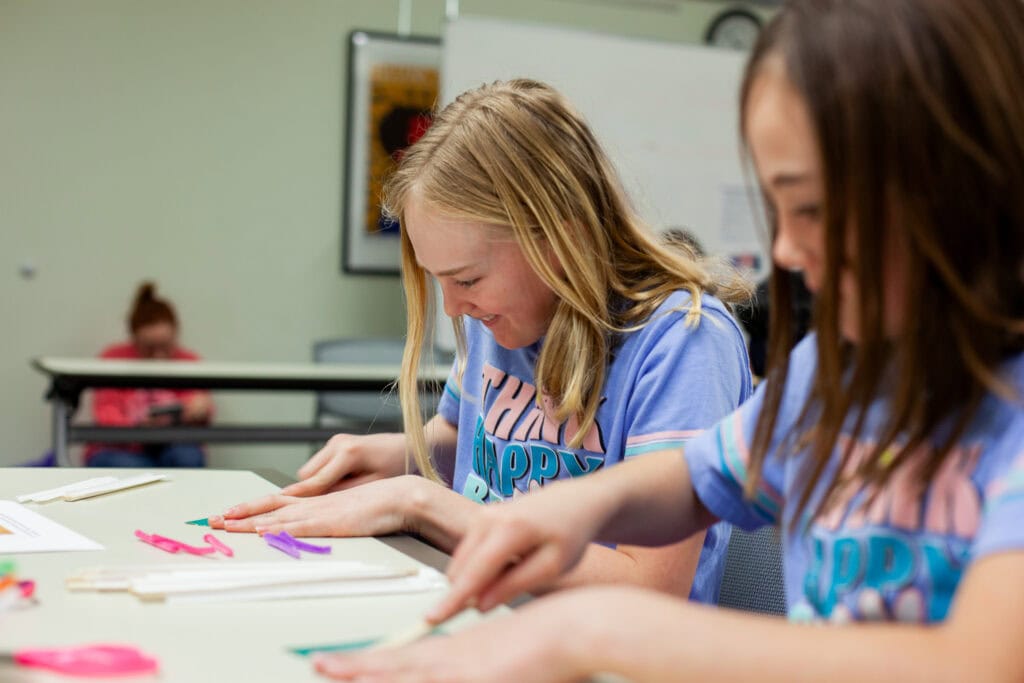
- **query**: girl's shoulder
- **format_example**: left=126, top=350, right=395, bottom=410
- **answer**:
left=640, top=289, right=746, bottom=344
left=978, top=350, right=1024, bottom=444
left=614, top=290, right=752, bottom=374
left=1001, top=349, right=1024, bottom=393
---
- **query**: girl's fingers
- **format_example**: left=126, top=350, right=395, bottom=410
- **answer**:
left=430, top=527, right=538, bottom=623
left=313, top=653, right=358, bottom=679
left=297, top=445, right=333, bottom=480
left=218, top=496, right=298, bottom=532
left=286, top=459, right=351, bottom=497
left=443, top=518, right=496, bottom=584
left=220, top=494, right=285, bottom=519
left=221, top=519, right=256, bottom=533
left=280, top=477, right=324, bottom=497
left=475, top=544, right=564, bottom=611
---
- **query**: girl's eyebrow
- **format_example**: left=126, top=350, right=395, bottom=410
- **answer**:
left=432, top=264, right=473, bottom=277
left=770, top=172, right=812, bottom=189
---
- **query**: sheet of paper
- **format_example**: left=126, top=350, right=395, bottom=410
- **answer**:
left=0, top=500, right=103, bottom=553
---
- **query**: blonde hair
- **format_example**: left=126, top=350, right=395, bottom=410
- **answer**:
left=384, top=78, right=751, bottom=482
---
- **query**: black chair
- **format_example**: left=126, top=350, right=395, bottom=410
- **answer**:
left=716, top=525, right=787, bottom=616
left=312, top=338, right=451, bottom=435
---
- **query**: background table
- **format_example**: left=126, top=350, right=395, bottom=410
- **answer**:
left=0, top=468, right=481, bottom=683
left=32, top=357, right=449, bottom=466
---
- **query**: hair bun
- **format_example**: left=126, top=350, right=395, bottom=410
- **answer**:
left=134, top=281, right=157, bottom=304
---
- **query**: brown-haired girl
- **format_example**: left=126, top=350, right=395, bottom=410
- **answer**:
left=314, top=0, right=1024, bottom=680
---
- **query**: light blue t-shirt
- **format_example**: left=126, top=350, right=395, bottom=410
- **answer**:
left=685, top=333, right=1024, bottom=622
left=438, top=290, right=753, bottom=604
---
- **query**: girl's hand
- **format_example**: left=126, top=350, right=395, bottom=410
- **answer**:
left=312, top=589, right=606, bottom=683
left=208, top=475, right=431, bottom=538
left=427, top=481, right=605, bottom=625
left=182, top=394, right=213, bottom=423
left=282, top=432, right=409, bottom=497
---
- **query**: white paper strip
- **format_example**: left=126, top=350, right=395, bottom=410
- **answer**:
left=66, top=561, right=445, bottom=603
left=165, top=567, right=447, bottom=604
left=16, top=477, right=118, bottom=503
left=61, top=473, right=167, bottom=501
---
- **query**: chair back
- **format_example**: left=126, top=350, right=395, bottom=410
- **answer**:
left=716, top=525, right=787, bottom=616
left=313, top=338, right=451, bottom=433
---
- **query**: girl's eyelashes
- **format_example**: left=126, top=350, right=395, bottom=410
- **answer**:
left=793, top=203, right=822, bottom=221
left=454, top=277, right=480, bottom=289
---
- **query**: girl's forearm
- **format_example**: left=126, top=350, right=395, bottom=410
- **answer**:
left=564, top=588, right=977, bottom=683
left=572, top=449, right=713, bottom=548
left=549, top=535, right=704, bottom=598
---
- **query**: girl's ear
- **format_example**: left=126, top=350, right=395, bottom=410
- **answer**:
left=545, top=225, right=579, bottom=281
left=551, top=249, right=568, bottom=280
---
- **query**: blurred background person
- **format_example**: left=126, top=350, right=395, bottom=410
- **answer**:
left=85, top=281, right=213, bottom=467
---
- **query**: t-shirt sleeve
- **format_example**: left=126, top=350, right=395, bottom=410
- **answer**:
left=623, top=306, right=751, bottom=459
left=973, top=451, right=1024, bottom=558
left=683, top=334, right=818, bottom=530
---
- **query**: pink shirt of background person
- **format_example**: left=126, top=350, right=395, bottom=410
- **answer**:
left=84, top=282, right=213, bottom=465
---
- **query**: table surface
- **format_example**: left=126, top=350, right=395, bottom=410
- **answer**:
left=0, top=468, right=482, bottom=683
left=33, top=356, right=451, bottom=384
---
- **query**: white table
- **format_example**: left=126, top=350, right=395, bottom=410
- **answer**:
left=32, top=357, right=450, bottom=466
left=0, top=468, right=479, bottom=683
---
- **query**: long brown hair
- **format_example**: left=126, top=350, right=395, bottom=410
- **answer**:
left=743, top=0, right=1024, bottom=522
left=384, top=79, right=751, bottom=482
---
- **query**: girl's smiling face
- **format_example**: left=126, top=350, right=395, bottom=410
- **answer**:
left=403, top=191, right=560, bottom=350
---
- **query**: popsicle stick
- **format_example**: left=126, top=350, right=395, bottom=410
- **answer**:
left=62, top=474, right=167, bottom=501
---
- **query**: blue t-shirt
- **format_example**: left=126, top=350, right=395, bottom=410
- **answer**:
left=685, top=333, right=1024, bottom=622
left=438, top=290, right=753, bottom=604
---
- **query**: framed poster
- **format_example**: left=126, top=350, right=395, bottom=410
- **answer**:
left=342, top=30, right=441, bottom=275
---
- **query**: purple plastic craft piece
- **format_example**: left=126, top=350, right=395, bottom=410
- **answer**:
left=277, top=531, right=332, bottom=554
left=264, top=533, right=302, bottom=559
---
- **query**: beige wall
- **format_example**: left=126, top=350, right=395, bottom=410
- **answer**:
left=0, top=0, right=769, bottom=473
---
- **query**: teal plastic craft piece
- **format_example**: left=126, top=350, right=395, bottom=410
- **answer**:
left=289, top=628, right=446, bottom=657
left=289, top=640, right=378, bottom=657
left=185, top=518, right=210, bottom=526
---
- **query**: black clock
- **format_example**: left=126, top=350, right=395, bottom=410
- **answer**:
left=705, top=8, right=763, bottom=51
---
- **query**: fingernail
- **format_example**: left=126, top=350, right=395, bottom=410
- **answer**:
left=223, top=506, right=238, bottom=516
left=208, top=515, right=223, bottom=525
left=312, top=654, right=343, bottom=673
left=254, top=526, right=267, bottom=535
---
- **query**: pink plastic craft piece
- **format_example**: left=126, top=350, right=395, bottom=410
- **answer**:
left=150, top=534, right=216, bottom=556
left=134, top=530, right=217, bottom=556
left=134, top=530, right=180, bottom=554
left=202, top=533, right=234, bottom=557
left=13, top=643, right=159, bottom=677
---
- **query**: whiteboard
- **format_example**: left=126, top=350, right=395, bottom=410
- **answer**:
left=434, top=16, right=768, bottom=351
